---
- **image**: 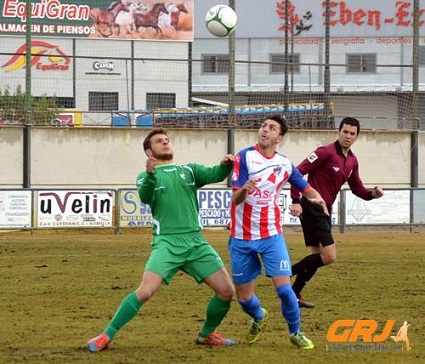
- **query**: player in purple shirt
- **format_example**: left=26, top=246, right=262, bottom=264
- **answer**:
left=290, top=117, right=384, bottom=308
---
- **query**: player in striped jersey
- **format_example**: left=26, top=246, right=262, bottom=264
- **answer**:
left=229, top=114, right=328, bottom=349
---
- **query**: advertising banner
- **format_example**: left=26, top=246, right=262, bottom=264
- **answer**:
left=36, top=190, right=114, bottom=228
left=119, top=189, right=153, bottom=227
left=198, top=189, right=232, bottom=227
left=345, top=189, right=410, bottom=224
left=118, top=189, right=232, bottom=228
left=0, top=0, right=194, bottom=41
left=0, top=190, right=32, bottom=228
left=413, top=189, right=425, bottom=223
left=274, top=0, right=425, bottom=38
left=118, top=188, right=339, bottom=228
left=279, top=190, right=339, bottom=226
left=197, top=0, right=425, bottom=39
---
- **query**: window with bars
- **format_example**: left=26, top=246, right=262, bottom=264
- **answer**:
left=201, top=54, right=230, bottom=74
left=55, top=97, right=75, bottom=108
left=32, top=96, right=75, bottom=108
left=270, top=53, right=300, bottom=73
left=88, top=92, right=118, bottom=111
left=146, top=93, right=176, bottom=109
left=346, top=53, right=377, bottom=73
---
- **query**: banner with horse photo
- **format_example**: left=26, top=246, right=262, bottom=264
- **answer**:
left=0, top=0, right=194, bottom=41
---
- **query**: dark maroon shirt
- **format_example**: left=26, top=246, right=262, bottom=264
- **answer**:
left=291, top=141, right=373, bottom=206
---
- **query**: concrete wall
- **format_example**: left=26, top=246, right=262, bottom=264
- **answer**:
left=0, top=126, right=420, bottom=189
left=1, top=36, right=189, bottom=111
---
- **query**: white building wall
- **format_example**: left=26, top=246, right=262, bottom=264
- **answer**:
left=133, top=41, right=189, bottom=109
left=0, top=36, right=74, bottom=97
left=76, top=38, right=132, bottom=110
left=0, top=37, right=189, bottom=111
left=2, top=0, right=425, bottom=120
left=191, top=35, right=425, bottom=92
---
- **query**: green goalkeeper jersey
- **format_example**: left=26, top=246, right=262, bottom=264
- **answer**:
left=137, top=162, right=231, bottom=235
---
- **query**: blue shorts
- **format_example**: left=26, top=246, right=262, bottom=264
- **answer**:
left=228, top=234, right=292, bottom=285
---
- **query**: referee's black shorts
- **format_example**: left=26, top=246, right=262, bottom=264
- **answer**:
left=299, top=197, right=334, bottom=247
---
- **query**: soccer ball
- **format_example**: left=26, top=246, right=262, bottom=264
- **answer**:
left=205, top=5, right=237, bottom=37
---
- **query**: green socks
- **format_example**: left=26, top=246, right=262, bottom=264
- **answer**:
left=103, top=292, right=230, bottom=340
left=104, top=291, right=143, bottom=339
left=200, top=295, right=231, bottom=337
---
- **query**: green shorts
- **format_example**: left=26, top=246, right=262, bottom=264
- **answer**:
left=145, top=232, right=224, bottom=285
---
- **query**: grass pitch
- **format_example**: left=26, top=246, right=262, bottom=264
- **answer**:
left=0, top=229, right=424, bottom=364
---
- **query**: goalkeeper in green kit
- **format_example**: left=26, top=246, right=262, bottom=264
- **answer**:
left=87, top=128, right=236, bottom=352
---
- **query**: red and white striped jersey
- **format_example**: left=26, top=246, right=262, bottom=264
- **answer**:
left=231, top=144, right=309, bottom=240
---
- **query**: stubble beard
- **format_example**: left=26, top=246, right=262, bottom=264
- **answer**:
left=153, top=151, right=173, bottom=161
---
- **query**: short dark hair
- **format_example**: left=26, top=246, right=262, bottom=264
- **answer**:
left=339, top=117, right=360, bottom=135
left=266, top=114, right=288, bottom=135
left=143, top=128, right=168, bottom=151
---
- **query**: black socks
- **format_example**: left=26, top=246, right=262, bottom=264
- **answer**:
left=291, top=254, right=324, bottom=297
